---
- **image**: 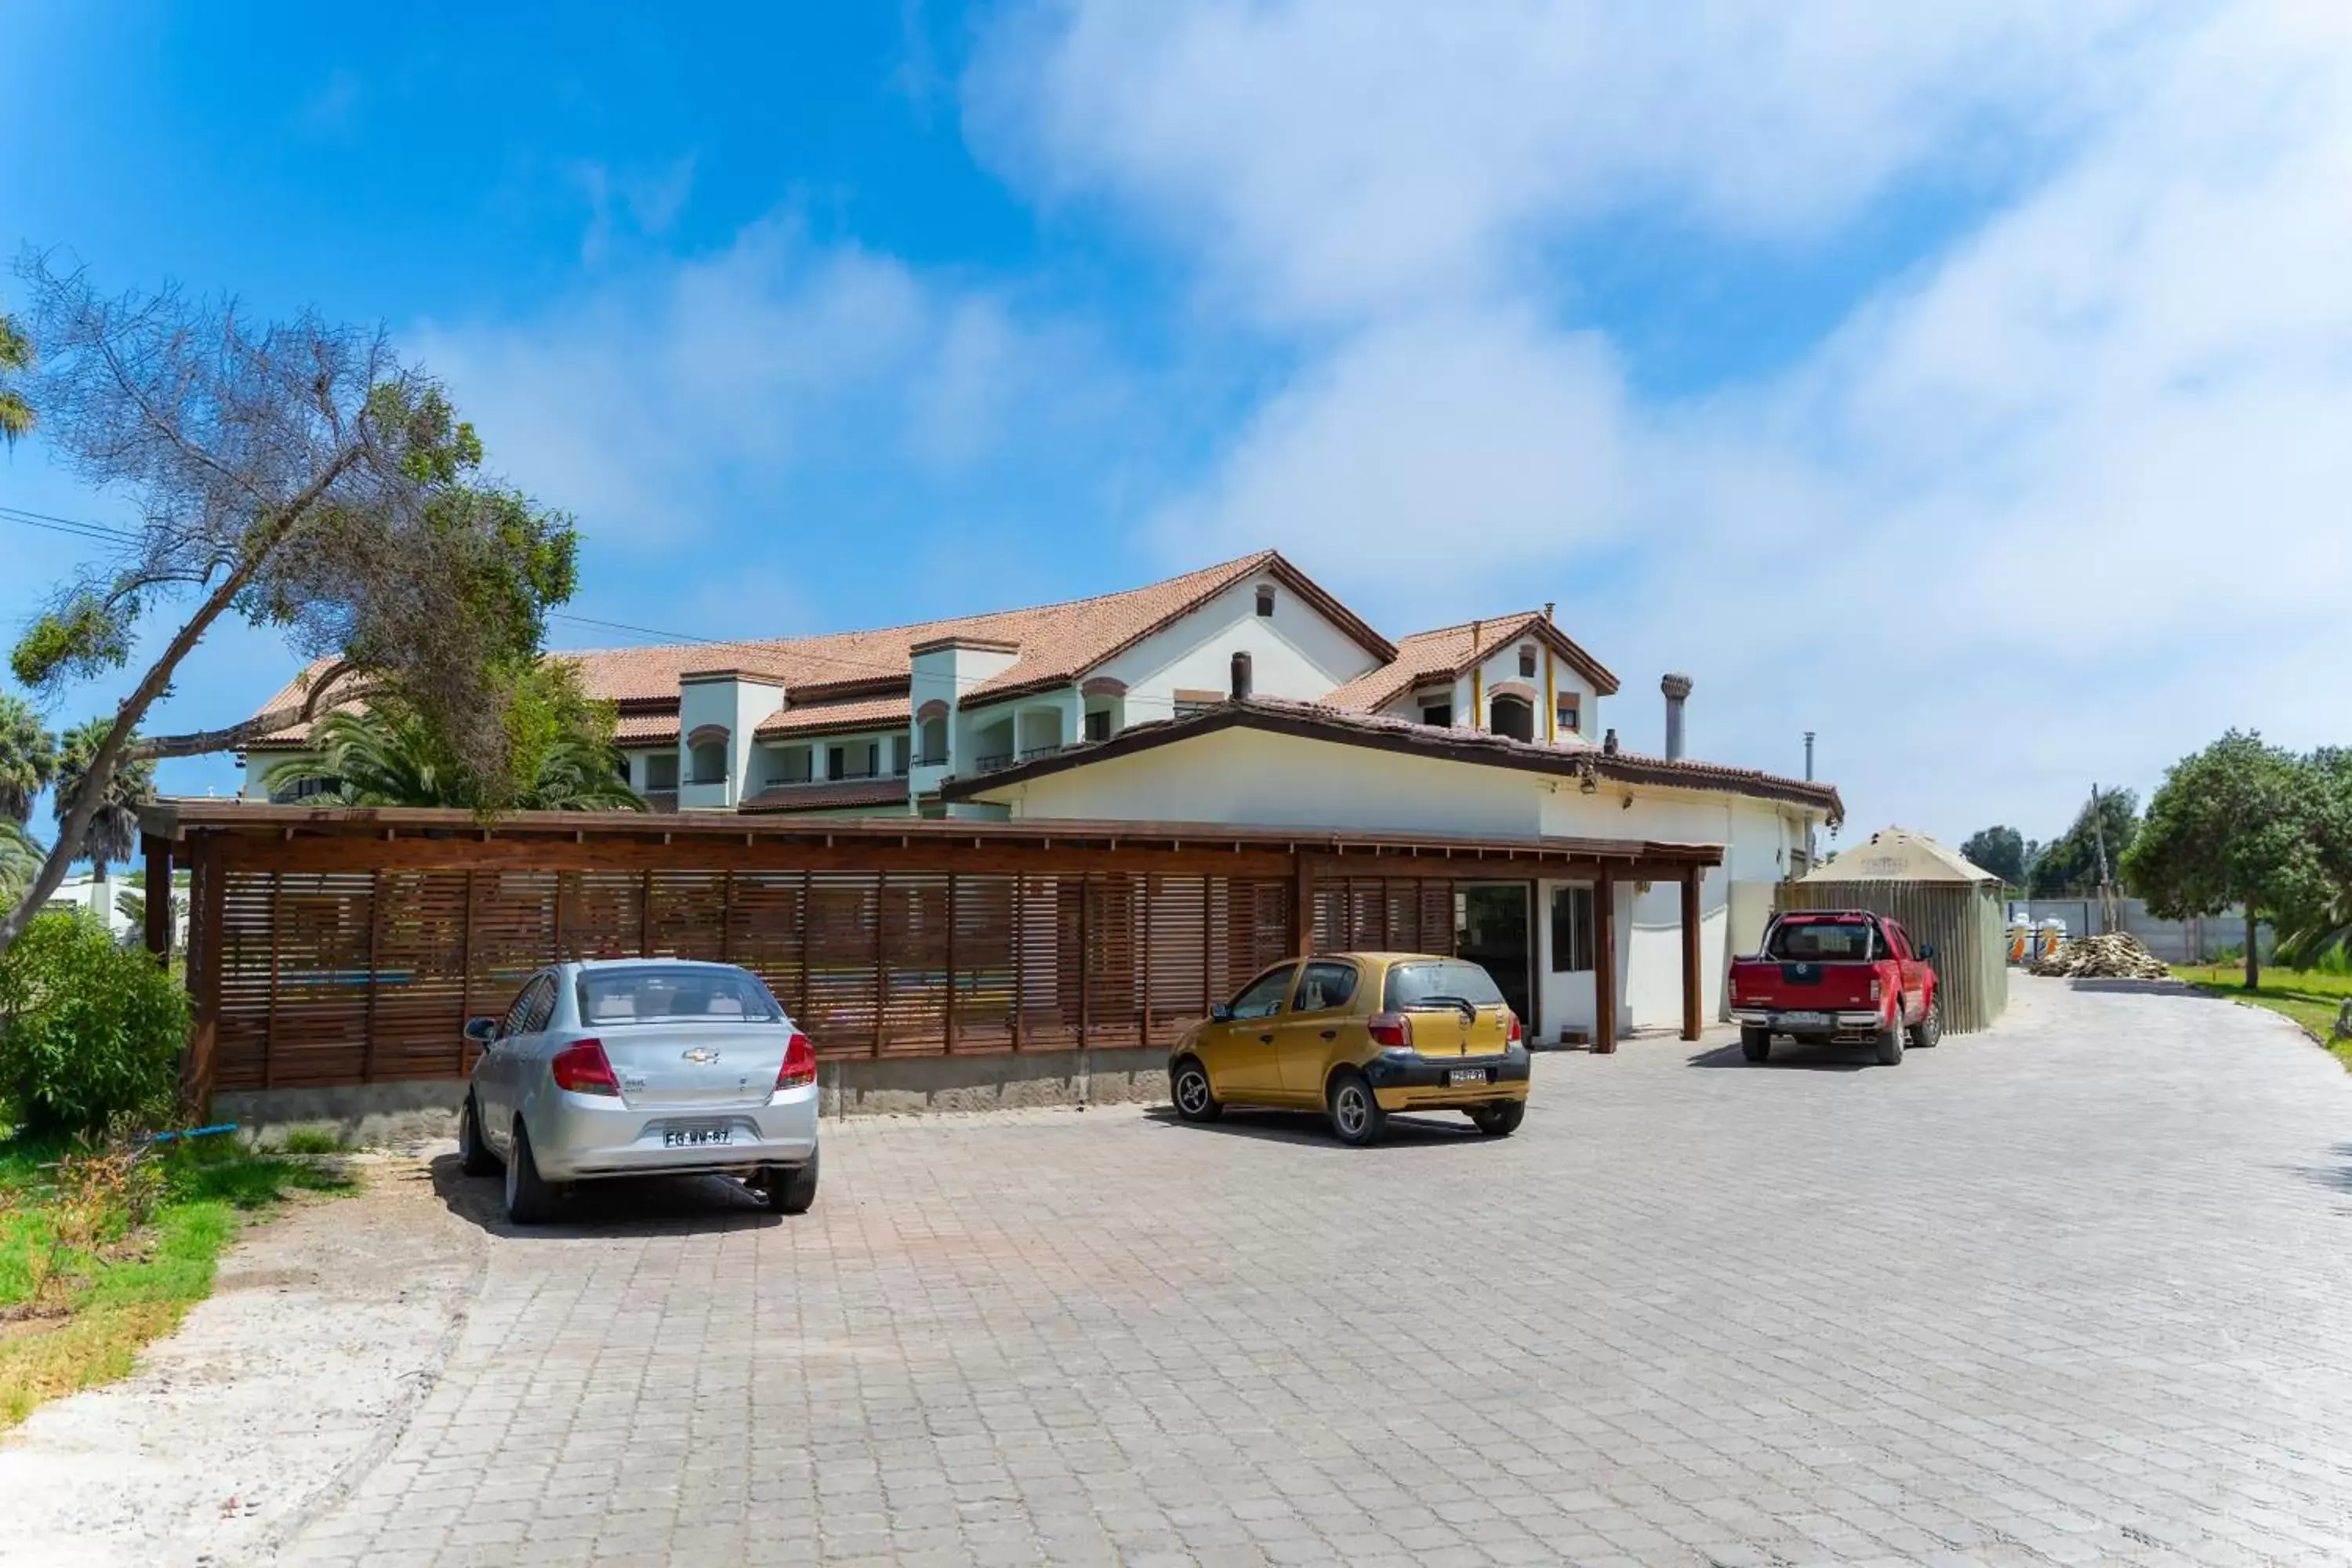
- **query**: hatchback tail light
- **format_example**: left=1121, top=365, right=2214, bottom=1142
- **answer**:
left=1367, top=1012, right=1412, bottom=1049
left=551, top=1038, right=621, bottom=1097
left=775, top=1030, right=817, bottom=1090
left=1507, top=1010, right=1523, bottom=1045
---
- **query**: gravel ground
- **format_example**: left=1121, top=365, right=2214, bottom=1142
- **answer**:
left=0, top=1157, right=484, bottom=1567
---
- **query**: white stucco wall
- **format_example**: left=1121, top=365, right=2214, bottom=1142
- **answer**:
left=674, top=676, right=784, bottom=808
left=986, top=727, right=1548, bottom=837
left=1094, top=572, right=1383, bottom=718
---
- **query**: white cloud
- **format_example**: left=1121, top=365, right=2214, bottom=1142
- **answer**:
left=409, top=216, right=1111, bottom=546
left=977, top=0, right=2352, bottom=843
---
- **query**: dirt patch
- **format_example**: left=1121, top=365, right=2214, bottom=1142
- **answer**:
left=0, top=1157, right=485, bottom=1566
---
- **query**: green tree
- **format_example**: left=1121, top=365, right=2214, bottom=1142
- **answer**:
left=0, top=692, right=54, bottom=823
left=0, top=260, right=578, bottom=960
left=2120, top=731, right=2316, bottom=990
left=2277, top=746, right=2352, bottom=967
left=2028, top=789, right=2140, bottom=897
left=0, top=310, right=31, bottom=447
left=263, top=662, right=642, bottom=812
left=52, top=718, right=155, bottom=874
left=0, top=909, right=190, bottom=1135
left=0, top=818, right=42, bottom=908
left=1959, top=825, right=2027, bottom=887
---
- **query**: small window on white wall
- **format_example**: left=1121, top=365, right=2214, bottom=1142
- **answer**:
left=1519, top=644, right=1537, bottom=678
left=1555, top=695, right=1580, bottom=733
left=1255, top=584, right=1276, bottom=617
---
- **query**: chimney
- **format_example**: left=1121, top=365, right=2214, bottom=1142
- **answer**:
left=1543, top=601, right=1555, bottom=622
left=1803, top=730, right=1816, bottom=782
left=1229, top=650, right=1253, bottom=702
left=1661, top=673, right=1693, bottom=761
left=1602, top=728, right=1619, bottom=756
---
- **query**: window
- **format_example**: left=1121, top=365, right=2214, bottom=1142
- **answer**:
left=917, top=715, right=947, bottom=766
left=1255, top=584, right=1276, bottom=617
left=1084, top=709, right=1112, bottom=742
left=1766, top=918, right=1875, bottom=962
left=1421, top=701, right=1453, bottom=728
left=1383, top=960, right=1507, bottom=1011
left=1519, top=644, right=1537, bottom=678
left=1555, top=695, right=1580, bottom=734
left=688, top=740, right=727, bottom=786
left=1292, top=961, right=1359, bottom=1013
left=1490, top=692, right=1535, bottom=742
left=499, top=977, right=541, bottom=1038
left=773, top=746, right=813, bottom=785
left=1225, top=964, right=1297, bottom=1020
left=644, top=753, right=679, bottom=791
left=577, top=965, right=783, bottom=1026
left=890, top=734, right=909, bottom=775
left=1550, top=885, right=1595, bottom=974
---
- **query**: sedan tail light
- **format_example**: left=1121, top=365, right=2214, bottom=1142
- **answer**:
left=1367, top=1012, right=1412, bottom=1049
left=775, top=1029, right=817, bottom=1090
left=551, top=1038, right=621, bottom=1097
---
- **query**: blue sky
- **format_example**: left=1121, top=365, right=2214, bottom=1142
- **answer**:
left=5, top=2, right=2349, bottom=851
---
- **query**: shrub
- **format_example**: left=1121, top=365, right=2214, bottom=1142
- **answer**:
left=0, top=912, right=188, bottom=1138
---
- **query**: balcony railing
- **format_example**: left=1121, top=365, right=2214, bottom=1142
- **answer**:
left=974, top=743, right=1068, bottom=775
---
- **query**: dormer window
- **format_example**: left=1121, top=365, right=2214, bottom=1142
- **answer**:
left=1255, top=585, right=1276, bottom=617
left=1556, top=695, right=1581, bottom=733
left=1519, top=644, right=1537, bottom=678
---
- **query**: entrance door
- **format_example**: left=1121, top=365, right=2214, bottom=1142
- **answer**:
left=1456, top=883, right=1534, bottom=1030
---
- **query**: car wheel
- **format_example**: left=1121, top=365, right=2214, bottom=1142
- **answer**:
left=1170, top=1057, right=1224, bottom=1123
left=1740, top=1026, right=1771, bottom=1063
left=1876, top=1015, right=1906, bottom=1066
left=1326, top=1069, right=1387, bottom=1148
left=458, top=1091, right=501, bottom=1177
left=1468, top=1100, right=1525, bottom=1137
left=768, top=1149, right=819, bottom=1216
left=503, top=1118, right=560, bottom=1225
left=1909, top=997, right=1943, bottom=1048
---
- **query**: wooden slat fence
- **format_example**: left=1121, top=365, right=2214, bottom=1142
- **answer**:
left=207, top=864, right=1298, bottom=1090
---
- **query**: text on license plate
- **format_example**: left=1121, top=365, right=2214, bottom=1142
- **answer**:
left=1780, top=1011, right=1831, bottom=1029
left=1447, top=1067, right=1490, bottom=1086
left=662, top=1126, right=731, bottom=1148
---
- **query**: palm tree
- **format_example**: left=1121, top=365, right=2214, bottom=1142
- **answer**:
left=0, top=313, right=32, bottom=448
left=266, top=706, right=643, bottom=812
left=0, top=694, right=54, bottom=823
left=0, top=818, right=44, bottom=909
left=53, top=718, right=157, bottom=874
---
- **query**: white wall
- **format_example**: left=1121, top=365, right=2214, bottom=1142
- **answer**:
left=675, top=676, right=783, bottom=808
left=914, top=642, right=1019, bottom=790
left=1094, top=572, right=1383, bottom=719
left=989, top=727, right=1547, bottom=837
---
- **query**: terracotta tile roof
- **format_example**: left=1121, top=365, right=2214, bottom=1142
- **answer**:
left=752, top=695, right=913, bottom=739
left=942, top=696, right=1842, bottom=823
left=1323, top=612, right=1620, bottom=713
left=245, top=550, right=1394, bottom=746
left=736, top=779, right=911, bottom=814
left=613, top=710, right=683, bottom=744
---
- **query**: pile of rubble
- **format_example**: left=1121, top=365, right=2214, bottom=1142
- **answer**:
left=2026, top=931, right=2174, bottom=981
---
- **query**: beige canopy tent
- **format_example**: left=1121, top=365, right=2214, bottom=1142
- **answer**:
left=1777, top=827, right=2009, bottom=1033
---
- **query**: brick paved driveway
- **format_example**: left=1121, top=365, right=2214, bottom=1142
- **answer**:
left=289, top=978, right=2352, bottom=1567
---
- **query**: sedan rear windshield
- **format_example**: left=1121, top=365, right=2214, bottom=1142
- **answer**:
left=577, top=966, right=783, bottom=1025
left=1383, top=960, right=1507, bottom=1011
left=1766, top=920, right=1876, bottom=962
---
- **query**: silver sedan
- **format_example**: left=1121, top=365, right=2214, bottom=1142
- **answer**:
left=456, top=958, right=820, bottom=1225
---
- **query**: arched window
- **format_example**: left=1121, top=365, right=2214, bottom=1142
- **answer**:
left=689, top=740, right=727, bottom=785
left=1489, top=692, right=1535, bottom=742
left=917, top=714, right=947, bottom=766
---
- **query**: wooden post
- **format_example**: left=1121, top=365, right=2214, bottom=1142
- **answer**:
left=1679, top=867, right=1703, bottom=1043
left=263, top=872, right=282, bottom=1090
left=1291, top=855, right=1316, bottom=957
left=362, top=870, right=384, bottom=1084
left=179, top=836, right=226, bottom=1113
left=141, top=833, right=172, bottom=965
left=638, top=869, right=654, bottom=957
left=944, top=872, right=959, bottom=1054
left=1595, top=869, right=1617, bottom=1055
left=873, top=872, right=887, bottom=1057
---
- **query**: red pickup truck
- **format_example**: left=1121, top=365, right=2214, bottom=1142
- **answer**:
left=1727, top=910, right=1942, bottom=1065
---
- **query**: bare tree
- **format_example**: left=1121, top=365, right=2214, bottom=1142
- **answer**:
left=0, top=256, right=577, bottom=956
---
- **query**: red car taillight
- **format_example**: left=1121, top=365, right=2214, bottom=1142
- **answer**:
left=1870, top=978, right=1882, bottom=1004
left=551, top=1038, right=621, bottom=1097
left=775, top=1029, right=817, bottom=1090
left=1367, top=1012, right=1412, bottom=1048
left=1507, top=1010, right=1523, bottom=1045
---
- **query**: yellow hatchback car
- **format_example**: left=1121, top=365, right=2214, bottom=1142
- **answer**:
left=1168, top=953, right=1530, bottom=1146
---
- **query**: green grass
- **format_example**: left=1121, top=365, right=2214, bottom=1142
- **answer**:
left=2171, top=963, right=2352, bottom=1070
left=0, top=1131, right=353, bottom=1426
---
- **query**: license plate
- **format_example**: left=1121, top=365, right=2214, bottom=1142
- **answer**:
left=662, top=1125, right=731, bottom=1148
left=1447, top=1067, right=1490, bottom=1086
left=1779, top=1011, right=1831, bottom=1029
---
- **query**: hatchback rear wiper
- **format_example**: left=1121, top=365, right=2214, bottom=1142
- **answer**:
left=1414, top=993, right=1480, bottom=1022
